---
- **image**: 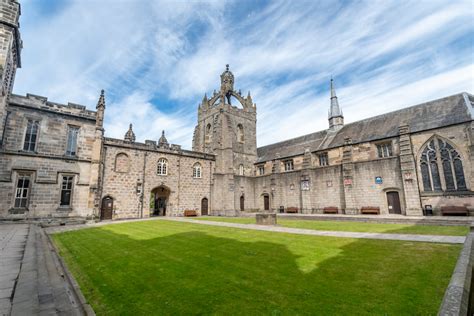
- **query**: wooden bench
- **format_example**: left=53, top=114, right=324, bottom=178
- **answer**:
left=323, top=207, right=339, bottom=214
left=360, top=207, right=380, bottom=215
left=184, top=210, right=197, bottom=217
left=441, top=206, right=469, bottom=216
left=286, top=207, right=298, bottom=213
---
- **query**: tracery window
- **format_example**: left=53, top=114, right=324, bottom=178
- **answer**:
left=420, top=137, right=466, bottom=192
left=193, top=163, right=202, bottom=178
left=157, top=158, right=168, bottom=175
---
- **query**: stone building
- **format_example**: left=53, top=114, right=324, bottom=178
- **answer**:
left=0, top=0, right=472, bottom=219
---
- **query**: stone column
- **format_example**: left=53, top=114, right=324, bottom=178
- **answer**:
left=342, top=137, right=357, bottom=214
left=398, top=124, right=423, bottom=216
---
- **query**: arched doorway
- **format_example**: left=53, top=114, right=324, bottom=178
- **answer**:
left=263, top=194, right=270, bottom=211
left=240, top=195, right=245, bottom=211
left=201, top=198, right=208, bottom=216
left=151, top=186, right=170, bottom=216
left=101, top=196, right=113, bottom=220
left=386, top=191, right=401, bottom=214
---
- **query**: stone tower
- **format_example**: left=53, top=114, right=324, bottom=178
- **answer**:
left=192, top=65, right=257, bottom=214
left=0, top=0, right=21, bottom=146
left=328, top=78, right=344, bottom=130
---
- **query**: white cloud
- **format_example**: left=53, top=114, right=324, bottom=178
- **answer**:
left=13, top=0, right=474, bottom=149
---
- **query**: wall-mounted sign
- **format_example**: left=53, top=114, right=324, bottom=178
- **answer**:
left=301, top=180, right=310, bottom=191
left=375, top=176, right=383, bottom=184
left=344, top=178, right=352, bottom=186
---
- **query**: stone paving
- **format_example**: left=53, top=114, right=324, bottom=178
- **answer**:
left=0, top=224, right=28, bottom=316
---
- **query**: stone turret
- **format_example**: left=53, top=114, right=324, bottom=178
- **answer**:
left=158, top=130, right=169, bottom=148
left=328, top=78, right=344, bottom=131
left=124, top=123, right=136, bottom=142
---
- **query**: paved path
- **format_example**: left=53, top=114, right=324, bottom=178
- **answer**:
left=0, top=224, right=28, bottom=316
left=46, top=216, right=465, bottom=244
left=0, top=224, right=88, bottom=316
left=162, top=217, right=466, bottom=244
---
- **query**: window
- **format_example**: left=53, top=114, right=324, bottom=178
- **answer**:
left=319, top=153, right=329, bottom=166
left=377, top=142, right=393, bottom=158
left=193, top=163, right=202, bottom=178
left=237, top=124, right=244, bottom=142
left=66, top=126, right=79, bottom=156
left=60, top=176, right=74, bottom=206
left=284, top=159, right=294, bottom=171
left=14, top=174, right=30, bottom=208
left=420, top=137, right=467, bottom=192
left=205, top=123, right=212, bottom=143
left=258, top=165, right=265, bottom=176
left=239, top=164, right=244, bottom=176
left=115, top=153, right=130, bottom=173
left=23, top=120, right=39, bottom=151
left=157, top=158, right=168, bottom=175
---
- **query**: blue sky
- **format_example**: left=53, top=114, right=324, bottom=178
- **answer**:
left=15, top=0, right=474, bottom=148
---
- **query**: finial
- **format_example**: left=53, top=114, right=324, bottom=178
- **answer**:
left=158, top=130, right=169, bottom=148
left=96, top=89, right=106, bottom=109
left=124, top=122, right=136, bottom=142
left=162, top=130, right=165, bottom=136
left=226, top=64, right=229, bottom=71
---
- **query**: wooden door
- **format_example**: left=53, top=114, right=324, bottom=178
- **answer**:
left=387, top=192, right=401, bottom=214
left=264, top=195, right=270, bottom=211
left=240, top=195, right=245, bottom=211
left=201, top=198, right=208, bottom=216
left=101, top=197, right=113, bottom=220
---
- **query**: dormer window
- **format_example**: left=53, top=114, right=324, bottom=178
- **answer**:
left=284, top=159, right=294, bottom=171
left=377, top=142, right=393, bottom=158
left=258, top=165, right=265, bottom=176
left=319, top=153, right=329, bottom=166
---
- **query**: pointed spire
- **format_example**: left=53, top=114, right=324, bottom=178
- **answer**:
left=328, top=78, right=342, bottom=119
left=328, top=78, right=344, bottom=130
left=124, top=123, right=136, bottom=142
left=96, top=89, right=105, bottom=109
left=158, top=130, right=169, bottom=148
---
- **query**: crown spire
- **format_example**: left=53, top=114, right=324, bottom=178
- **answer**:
left=158, top=130, right=169, bottom=148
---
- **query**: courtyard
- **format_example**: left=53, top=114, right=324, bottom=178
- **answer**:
left=51, top=219, right=463, bottom=315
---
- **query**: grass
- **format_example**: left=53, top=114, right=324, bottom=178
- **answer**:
left=192, top=216, right=469, bottom=236
left=53, top=220, right=460, bottom=315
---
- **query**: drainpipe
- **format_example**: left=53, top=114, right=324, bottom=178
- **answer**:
left=140, top=152, right=147, bottom=218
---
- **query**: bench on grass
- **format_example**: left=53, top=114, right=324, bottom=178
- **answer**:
left=323, top=207, right=339, bottom=214
left=440, top=206, right=469, bottom=216
left=286, top=207, right=298, bottom=213
left=360, top=207, right=380, bottom=215
left=184, top=210, right=197, bottom=217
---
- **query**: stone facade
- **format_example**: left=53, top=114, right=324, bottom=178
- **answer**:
left=0, top=0, right=472, bottom=219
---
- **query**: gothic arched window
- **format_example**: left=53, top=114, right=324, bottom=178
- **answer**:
left=193, top=163, right=202, bottom=178
left=237, top=124, right=244, bottom=142
left=419, top=137, right=466, bottom=192
left=157, top=158, right=168, bottom=175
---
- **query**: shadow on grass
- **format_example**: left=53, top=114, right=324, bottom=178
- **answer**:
left=54, top=223, right=460, bottom=315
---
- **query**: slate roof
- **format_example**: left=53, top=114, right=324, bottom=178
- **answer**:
left=256, top=92, right=473, bottom=163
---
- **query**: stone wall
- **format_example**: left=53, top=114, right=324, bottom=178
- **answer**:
left=0, top=95, right=97, bottom=218
left=101, top=140, right=214, bottom=219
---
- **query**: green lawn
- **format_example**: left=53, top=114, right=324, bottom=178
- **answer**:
left=192, top=216, right=468, bottom=236
left=53, top=220, right=460, bottom=315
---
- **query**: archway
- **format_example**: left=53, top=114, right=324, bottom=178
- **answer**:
left=101, top=196, right=113, bottom=220
left=240, top=195, right=245, bottom=211
left=201, top=198, right=208, bottom=216
left=151, top=186, right=170, bottom=216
